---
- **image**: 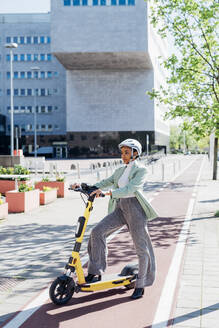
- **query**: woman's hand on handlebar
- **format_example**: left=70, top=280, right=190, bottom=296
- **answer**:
left=90, top=189, right=112, bottom=197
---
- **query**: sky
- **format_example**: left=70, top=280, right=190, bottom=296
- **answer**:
left=0, top=0, right=50, bottom=13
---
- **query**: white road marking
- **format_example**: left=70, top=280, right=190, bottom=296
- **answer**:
left=151, top=157, right=205, bottom=328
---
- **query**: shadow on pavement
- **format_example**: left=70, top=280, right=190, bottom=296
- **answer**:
left=144, top=302, right=219, bottom=328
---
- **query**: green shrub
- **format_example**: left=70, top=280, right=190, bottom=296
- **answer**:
left=214, top=210, right=219, bottom=217
left=18, top=184, right=34, bottom=192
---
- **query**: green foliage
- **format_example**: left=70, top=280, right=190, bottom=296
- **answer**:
left=147, top=0, right=219, bottom=138
left=214, top=210, right=219, bottom=217
left=56, top=175, right=65, bottom=182
left=0, top=165, right=29, bottom=176
left=18, top=184, right=34, bottom=192
left=42, top=177, right=50, bottom=182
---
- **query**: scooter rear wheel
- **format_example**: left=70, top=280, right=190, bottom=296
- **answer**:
left=125, top=281, right=135, bottom=290
left=49, top=276, right=75, bottom=305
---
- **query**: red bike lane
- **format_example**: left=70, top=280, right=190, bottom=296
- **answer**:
left=14, top=158, right=202, bottom=328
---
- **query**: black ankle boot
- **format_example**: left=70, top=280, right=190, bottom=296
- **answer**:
left=85, top=274, right=101, bottom=283
left=131, top=288, right=144, bottom=300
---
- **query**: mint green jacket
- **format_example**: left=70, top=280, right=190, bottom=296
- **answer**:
left=95, top=160, right=158, bottom=221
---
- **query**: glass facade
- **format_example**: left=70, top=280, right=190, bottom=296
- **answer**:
left=63, top=0, right=135, bottom=6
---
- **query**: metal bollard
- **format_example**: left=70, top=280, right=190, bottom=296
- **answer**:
left=49, top=163, right=53, bottom=176
left=161, top=163, right=165, bottom=181
left=173, top=162, right=176, bottom=176
left=77, top=163, right=80, bottom=179
left=105, top=164, right=108, bottom=178
left=96, top=168, right=100, bottom=181
left=152, top=163, right=154, bottom=175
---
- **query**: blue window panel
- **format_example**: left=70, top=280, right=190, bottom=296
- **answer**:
left=48, top=106, right=52, bottom=112
left=54, top=72, right=59, bottom=77
left=41, top=89, right=46, bottom=96
left=14, top=54, right=18, bottom=62
left=40, top=36, right=45, bottom=44
left=40, top=71, right=45, bottom=79
left=40, top=54, right=45, bottom=61
left=34, top=71, right=39, bottom=79
left=13, top=36, right=18, bottom=43
left=6, top=37, right=11, bottom=43
left=27, top=54, right=32, bottom=61
left=27, top=89, right=32, bottom=96
left=27, top=72, right=32, bottom=79
left=119, top=0, right=126, bottom=5
left=47, top=36, right=51, bottom=44
left=14, top=89, right=18, bottom=96
left=101, top=0, right=106, bottom=4
left=7, top=72, right=10, bottom=79
left=20, top=72, right=25, bottom=79
left=27, top=36, right=31, bottom=44
left=73, top=0, right=80, bottom=5
left=47, top=54, right=52, bottom=61
left=6, top=54, right=10, bottom=62
left=82, top=0, right=88, bottom=5
left=47, top=71, right=52, bottom=78
left=33, top=36, right=38, bottom=44
left=34, top=54, right=38, bottom=61
left=93, top=0, right=98, bottom=5
left=14, top=72, right=18, bottom=79
left=27, top=106, right=32, bottom=112
left=7, top=89, right=11, bottom=96
left=21, top=89, right=25, bottom=96
left=20, top=37, right=25, bottom=44
left=64, top=0, right=71, bottom=5
left=128, top=0, right=135, bottom=4
left=20, top=54, right=25, bottom=61
left=111, top=0, right=117, bottom=5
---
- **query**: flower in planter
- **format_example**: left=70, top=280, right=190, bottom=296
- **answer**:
left=56, top=175, right=65, bottom=182
left=42, top=177, right=50, bottom=182
left=14, top=165, right=30, bottom=175
left=18, top=184, right=34, bottom=192
left=42, top=186, right=53, bottom=192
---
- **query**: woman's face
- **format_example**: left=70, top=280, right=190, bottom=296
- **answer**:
left=120, top=146, right=137, bottom=164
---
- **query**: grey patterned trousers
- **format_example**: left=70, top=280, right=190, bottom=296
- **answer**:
left=87, top=197, right=156, bottom=288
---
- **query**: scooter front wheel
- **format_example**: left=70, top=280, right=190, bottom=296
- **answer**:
left=49, top=275, right=75, bottom=305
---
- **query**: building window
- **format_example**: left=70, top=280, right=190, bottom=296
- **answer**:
left=40, top=36, right=45, bottom=44
left=47, top=36, right=51, bottom=44
left=40, top=54, right=45, bottom=61
left=7, top=89, right=11, bottom=96
left=6, top=54, right=10, bottom=62
left=119, top=0, right=126, bottom=5
left=27, top=89, right=32, bottom=96
left=14, top=89, right=19, bottom=96
left=54, top=72, right=59, bottom=77
left=7, top=72, right=10, bottom=79
left=34, top=54, right=38, bottom=61
left=20, top=72, right=25, bottom=79
left=93, top=0, right=98, bottom=5
left=81, top=135, right=87, bottom=140
left=73, top=0, right=80, bottom=5
left=27, top=36, right=31, bottom=44
left=111, top=0, right=117, bottom=5
left=21, top=89, right=25, bottom=96
left=48, top=124, right=52, bottom=130
left=82, top=0, right=88, bottom=5
left=20, top=36, right=25, bottom=44
left=27, top=71, right=32, bottom=79
left=6, top=37, right=11, bottom=43
left=47, top=54, right=52, bottom=61
left=14, top=72, right=18, bottom=79
left=33, top=36, right=38, bottom=44
left=14, top=54, right=18, bottom=62
left=13, top=36, right=18, bottom=43
left=128, top=0, right=135, bottom=4
left=47, top=71, right=52, bottom=78
left=64, top=0, right=71, bottom=5
left=101, top=0, right=106, bottom=5
left=20, top=54, right=25, bottom=61
left=41, top=71, right=45, bottom=79
left=48, top=106, right=52, bottom=113
left=41, top=89, right=46, bottom=96
left=27, top=54, right=32, bottom=61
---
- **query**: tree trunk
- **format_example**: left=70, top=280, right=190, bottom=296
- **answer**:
left=213, top=137, right=218, bottom=180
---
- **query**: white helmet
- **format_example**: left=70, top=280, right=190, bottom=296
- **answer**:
left=118, top=139, right=142, bottom=156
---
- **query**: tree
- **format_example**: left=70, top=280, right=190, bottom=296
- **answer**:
left=147, top=0, right=219, bottom=179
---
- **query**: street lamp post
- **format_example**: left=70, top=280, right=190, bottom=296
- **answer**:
left=31, top=67, right=40, bottom=158
left=5, top=43, right=18, bottom=156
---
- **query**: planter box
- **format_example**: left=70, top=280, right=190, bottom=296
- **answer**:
left=6, top=189, right=40, bottom=213
left=35, top=181, right=65, bottom=198
left=0, top=179, right=28, bottom=195
left=40, top=188, right=57, bottom=205
left=0, top=202, right=8, bottom=219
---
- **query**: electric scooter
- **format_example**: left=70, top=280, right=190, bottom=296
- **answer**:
left=49, top=183, right=138, bottom=305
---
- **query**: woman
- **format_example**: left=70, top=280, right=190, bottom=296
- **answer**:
left=72, top=139, right=157, bottom=300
